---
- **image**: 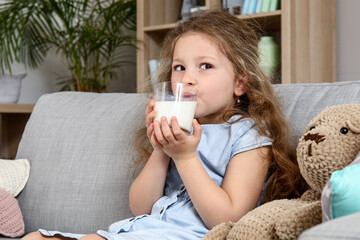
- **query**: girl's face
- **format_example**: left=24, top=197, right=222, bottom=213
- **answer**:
left=171, top=32, right=246, bottom=124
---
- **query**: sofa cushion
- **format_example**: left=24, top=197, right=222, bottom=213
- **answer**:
left=321, top=152, right=360, bottom=221
left=299, top=212, right=360, bottom=240
left=0, top=188, right=25, bottom=237
left=0, top=159, right=30, bottom=197
left=273, top=81, right=360, bottom=151
left=330, top=164, right=360, bottom=219
left=16, top=92, right=148, bottom=234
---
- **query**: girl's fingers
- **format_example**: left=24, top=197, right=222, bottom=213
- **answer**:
left=146, top=110, right=157, bottom=128
left=147, top=123, right=162, bottom=148
left=147, top=122, right=154, bottom=138
left=161, top=117, right=175, bottom=142
left=151, top=131, right=162, bottom=148
left=153, top=120, right=168, bottom=145
left=146, top=122, right=163, bottom=148
left=145, top=97, right=155, bottom=115
left=171, top=117, right=185, bottom=140
left=145, top=98, right=156, bottom=128
left=192, top=119, right=202, bottom=139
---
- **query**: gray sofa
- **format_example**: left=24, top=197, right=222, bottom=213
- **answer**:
left=3, top=80, right=360, bottom=239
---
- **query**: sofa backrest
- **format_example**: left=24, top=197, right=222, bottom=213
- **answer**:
left=15, top=80, right=360, bottom=234
left=16, top=92, right=149, bottom=234
left=273, top=81, right=360, bottom=151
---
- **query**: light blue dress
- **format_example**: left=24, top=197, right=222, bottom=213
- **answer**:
left=39, top=116, right=272, bottom=240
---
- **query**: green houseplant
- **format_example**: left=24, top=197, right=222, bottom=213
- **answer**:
left=0, top=0, right=136, bottom=92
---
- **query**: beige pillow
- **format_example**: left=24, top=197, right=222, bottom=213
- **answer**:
left=0, top=159, right=30, bottom=197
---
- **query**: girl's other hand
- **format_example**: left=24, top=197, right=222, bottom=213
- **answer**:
left=153, top=117, right=202, bottom=161
left=145, top=98, right=163, bottom=149
left=145, top=97, right=156, bottom=129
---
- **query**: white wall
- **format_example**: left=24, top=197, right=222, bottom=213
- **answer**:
left=8, top=0, right=360, bottom=103
left=337, top=0, right=360, bottom=82
left=11, top=50, right=68, bottom=103
left=13, top=48, right=136, bottom=103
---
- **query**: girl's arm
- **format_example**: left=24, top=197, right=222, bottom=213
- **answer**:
left=129, top=98, right=170, bottom=216
left=175, top=146, right=270, bottom=229
left=129, top=149, right=170, bottom=216
left=153, top=116, right=270, bottom=229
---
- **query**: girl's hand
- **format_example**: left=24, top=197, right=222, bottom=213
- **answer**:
left=153, top=116, right=202, bottom=161
left=145, top=98, right=162, bottom=149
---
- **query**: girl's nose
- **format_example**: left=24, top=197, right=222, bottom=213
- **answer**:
left=181, top=72, right=196, bottom=85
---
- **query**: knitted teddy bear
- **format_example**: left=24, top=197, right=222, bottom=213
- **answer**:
left=204, top=104, right=360, bottom=240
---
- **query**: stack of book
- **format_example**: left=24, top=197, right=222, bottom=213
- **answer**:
left=241, top=0, right=280, bottom=15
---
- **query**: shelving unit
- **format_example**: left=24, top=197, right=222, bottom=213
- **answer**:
left=0, top=104, right=34, bottom=159
left=136, top=0, right=337, bottom=92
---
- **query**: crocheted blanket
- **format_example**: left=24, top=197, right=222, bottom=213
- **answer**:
left=203, top=222, right=234, bottom=240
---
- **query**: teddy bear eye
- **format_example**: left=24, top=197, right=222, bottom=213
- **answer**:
left=340, top=127, right=349, bottom=134
left=309, top=126, right=315, bottom=131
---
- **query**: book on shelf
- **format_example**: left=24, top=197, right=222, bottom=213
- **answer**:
left=247, top=0, right=258, bottom=14
left=236, top=0, right=280, bottom=15
left=241, top=0, right=250, bottom=15
left=255, top=0, right=263, bottom=13
left=269, top=0, right=280, bottom=11
left=261, top=0, right=271, bottom=12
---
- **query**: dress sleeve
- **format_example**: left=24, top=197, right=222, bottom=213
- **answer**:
left=230, top=119, right=272, bottom=159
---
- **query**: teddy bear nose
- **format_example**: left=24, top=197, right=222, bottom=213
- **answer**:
left=304, top=133, right=325, bottom=144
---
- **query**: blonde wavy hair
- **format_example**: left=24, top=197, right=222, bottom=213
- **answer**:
left=133, top=10, right=307, bottom=202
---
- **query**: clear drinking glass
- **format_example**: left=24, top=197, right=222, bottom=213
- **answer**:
left=153, top=81, right=198, bottom=133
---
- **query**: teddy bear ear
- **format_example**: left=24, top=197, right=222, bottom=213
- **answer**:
left=345, top=120, right=360, bottom=134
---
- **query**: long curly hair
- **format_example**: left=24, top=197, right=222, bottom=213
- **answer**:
left=133, top=10, right=307, bottom=202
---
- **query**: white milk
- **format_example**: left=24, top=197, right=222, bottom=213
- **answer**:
left=154, top=101, right=197, bottom=132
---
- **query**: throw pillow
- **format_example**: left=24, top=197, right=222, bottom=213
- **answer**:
left=0, top=187, right=25, bottom=237
left=0, top=159, right=30, bottom=197
left=321, top=152, right=360, bottom=221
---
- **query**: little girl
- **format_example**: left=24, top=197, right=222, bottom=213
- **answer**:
left=22, top=10, right=306, bottom=240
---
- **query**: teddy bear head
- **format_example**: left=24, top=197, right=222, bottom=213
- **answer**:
left=296, top=104, right=360, bottom=192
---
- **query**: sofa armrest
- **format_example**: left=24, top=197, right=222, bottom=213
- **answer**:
left=299, top=212, right=360, bottom=239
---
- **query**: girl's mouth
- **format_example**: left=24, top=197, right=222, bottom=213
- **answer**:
left=182, top=92, right=196, bottom=101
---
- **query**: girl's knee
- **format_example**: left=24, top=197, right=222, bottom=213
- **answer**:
left=22, top=231, right=70, bottom=240
left=21, top=232, right=47, bottom=240
left=79, top=234, right=106, bottom=240
left=21, top=232, right=105, bottom=240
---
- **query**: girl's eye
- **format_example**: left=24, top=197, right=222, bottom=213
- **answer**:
left=200, top=63, right=213, bottom=70
left=174, top=65, right=185, bottom=71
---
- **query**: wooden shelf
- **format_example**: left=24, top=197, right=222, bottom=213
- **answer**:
left=0, top=104, right=34, bottom=113
left=136, top=0, right=337, bottom=92
left=237, top=10, right=281, bottom=32
left=143, top=10, right=281, bottom=33
left=0, top=104, right=34, bottom=159
left=144, top=23, right=177, bottom=32
left=238, top=9, right=281, bottom=19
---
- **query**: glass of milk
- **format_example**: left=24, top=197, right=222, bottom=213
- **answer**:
left=153, top=81, right=198, bottom=133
